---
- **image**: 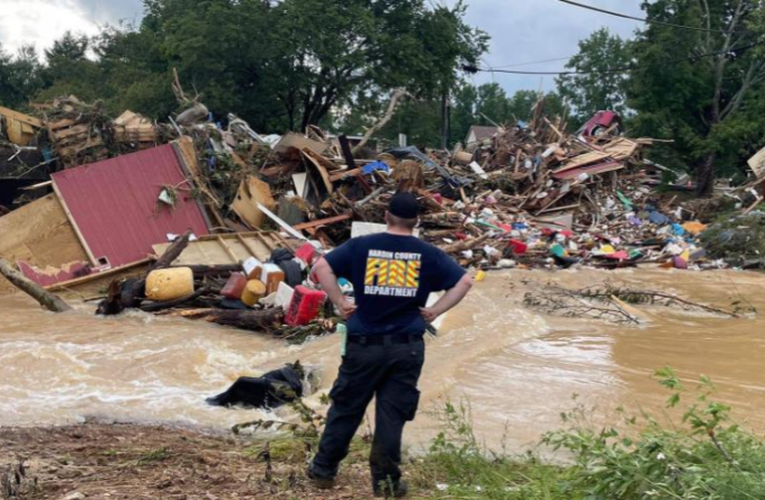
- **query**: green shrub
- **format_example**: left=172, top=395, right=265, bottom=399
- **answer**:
left=415, top=369, right=765, bottom=500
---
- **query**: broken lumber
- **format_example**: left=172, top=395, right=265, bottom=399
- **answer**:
left=158, top=307, right=285, bottom=331
left=0, top=258, right=72, bottom=312
left=438, top=233, right=492, bottom=254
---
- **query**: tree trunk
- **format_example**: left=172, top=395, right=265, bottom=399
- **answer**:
left=153, top=230, right=193, bottom=270
left=696, top=152, right=717, bottom=197
left=0, top=258, right=72, bottom=313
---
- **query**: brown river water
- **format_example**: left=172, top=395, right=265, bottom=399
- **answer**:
left=1, top=269, right=764, bottom=452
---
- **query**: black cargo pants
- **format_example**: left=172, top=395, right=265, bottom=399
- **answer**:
left=310, top=335, right=425, bottom=485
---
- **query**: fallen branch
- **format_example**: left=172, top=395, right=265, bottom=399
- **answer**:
left=0, top=258, right=71, bottom=313
left=97, top=231, right=195, bottom=316
left=352, top=89, right=409, bottom=154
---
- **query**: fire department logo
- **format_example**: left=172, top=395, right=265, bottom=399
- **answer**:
left=363, top=250, right=421, bottom=297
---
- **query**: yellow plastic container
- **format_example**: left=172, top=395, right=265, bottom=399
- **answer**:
left=145, top=267, right=194, bottom=301
left=475, top=270, right=486, bottom=282
left=241, top=279, right=267, bottom=307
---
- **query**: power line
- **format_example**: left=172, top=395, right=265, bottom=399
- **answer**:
left=463, top=40, right=765, bottom=77
left=558, top=0, right=746, bottom=34
left=492, top=55, right=575, bottom=69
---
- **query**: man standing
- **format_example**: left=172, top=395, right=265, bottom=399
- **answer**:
left=308, top=192, right=474, bottom=498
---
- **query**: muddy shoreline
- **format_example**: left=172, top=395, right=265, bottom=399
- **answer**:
left=0, top=422, right=382, bottom=500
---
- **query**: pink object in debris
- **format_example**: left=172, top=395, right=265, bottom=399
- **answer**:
left=673, top=256, right=689, bottom=270
left=17, top=260, right=91, bottom=287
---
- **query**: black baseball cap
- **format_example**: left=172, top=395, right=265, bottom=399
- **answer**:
left=388, top=192, right=420, bottom=219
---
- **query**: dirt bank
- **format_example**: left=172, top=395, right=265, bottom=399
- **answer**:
left=0, top=423, right=395, bottom=500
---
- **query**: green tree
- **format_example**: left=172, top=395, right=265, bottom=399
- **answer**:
left=0, top=44, right=44, bottom=110
left=37, top=31, right=106, bottom=103
left=267, top=0, right=487, bottom=131
left=474, top=82, right=510, bottom=124
left=507, top=89, right=541, bottom=123
left=140, top=0, right=278, bottom=128
left=628, top=0, right=765, bottom=195
left=451, top=82, right=478, bottom=143
left=556, top=28, right=631, bottom=127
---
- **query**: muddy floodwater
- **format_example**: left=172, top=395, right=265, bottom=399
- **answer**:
left=1, top=269, right=764, bottom=451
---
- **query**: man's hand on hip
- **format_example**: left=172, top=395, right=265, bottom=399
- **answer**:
left=419, top=306, right=442, bottom=323
left=339, top=299, right=357, bottom=320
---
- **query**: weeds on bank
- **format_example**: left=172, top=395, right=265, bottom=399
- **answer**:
left=411, top=400, right=564, bottom=499
left=136, top=447, right=172, bottom=465
left=414, top=368, right=765, bottom=500
left=233, top=367, right=765, bottom=499
left=543, top=367, right=765, bottom=499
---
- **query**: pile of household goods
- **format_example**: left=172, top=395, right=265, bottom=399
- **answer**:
left=0, top=90, right=750, bottom=337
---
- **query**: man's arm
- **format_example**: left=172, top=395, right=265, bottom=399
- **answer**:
left=420, top=273, right=473, bottom=323
left=313, top=257, right=357, bottom=319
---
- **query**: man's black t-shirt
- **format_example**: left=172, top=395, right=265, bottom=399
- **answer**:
left=324, top=233, right=466, bottom=336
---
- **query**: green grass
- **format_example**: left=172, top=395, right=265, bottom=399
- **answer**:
left=400, top=368, right=765, bottom=500
left=136, top=446, right=172, bottom=464
left=244, top=369, right=765, bottom=499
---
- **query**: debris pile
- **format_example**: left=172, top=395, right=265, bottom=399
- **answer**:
left=0, top=86, right=762, bottom=336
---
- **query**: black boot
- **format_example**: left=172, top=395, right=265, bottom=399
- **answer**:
left=373, top=478, right=408, bottom=498
left=307, top=467, right=335, bottom=490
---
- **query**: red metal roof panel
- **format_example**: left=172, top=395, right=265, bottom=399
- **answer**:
left=52, top=144, right=210, bottom=267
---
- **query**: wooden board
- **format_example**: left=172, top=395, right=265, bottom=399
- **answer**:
left=555, top=150, right=610, bottom=174
left=0, top=194, right=89, bottom=295
left=152, top=232, right=289, bottom=266
left=555, top=138, right=638, bottom=175
left=748, top=146, right=765, bottom=179
left=231, top=176, right=275, bottom=229
left=602, top=137, right=639, bottom=160
left=272, top=132, right=328, bottom=155
left=300, top=149, right=334, bottom=194
left=0, top=107, right=43, bottom=146
left=48, top=260, right=152, bottom=299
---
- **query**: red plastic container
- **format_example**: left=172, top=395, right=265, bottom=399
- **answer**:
left=507, top=239, right=528, bottom=255
left=285, top=285, right=327, bottom=326
left=221, top=273, right=248, bottom=299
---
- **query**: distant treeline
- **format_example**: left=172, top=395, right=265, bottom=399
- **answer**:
left=1, top=0, right=764, bottom=194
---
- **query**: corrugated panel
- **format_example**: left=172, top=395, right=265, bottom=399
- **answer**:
left=52, top=144, right=210, bottom=267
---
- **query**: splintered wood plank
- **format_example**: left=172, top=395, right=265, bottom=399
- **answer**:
left=52, top=124, right=91, bottom=140
left=300, top=149, right=334, bottom=194
left=0, top=106, right=43, bottom=128
left=152, top=233, right=283, bottom=266
left=231, top=176, right=275, bottom=229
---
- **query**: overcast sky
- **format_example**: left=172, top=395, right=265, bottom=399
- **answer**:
left=0, top=0, right=644, bottom=94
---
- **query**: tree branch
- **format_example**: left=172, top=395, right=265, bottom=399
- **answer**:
left=351, top=88, right=410, bottom=154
